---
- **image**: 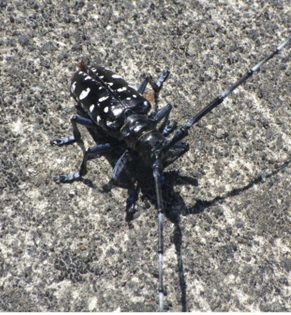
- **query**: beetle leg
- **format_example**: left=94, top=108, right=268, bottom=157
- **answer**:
left=110, top=150, right=139, bottom=220
left=151, top=104, right=172, bottom=123
left=138, top=67, right=170, bottom=94
left=150, top=104, right=177, bottom=136
left=59, top=143, right=114, bottom=182
left=111, top=151, right=134, bottom=187
left=138, top=67, right=170, bottom=110
left=161, top=121, right=178, bottom=137
left=50, top=115, right=96, bottom=146
left=126, top=185, right=139, bottom=222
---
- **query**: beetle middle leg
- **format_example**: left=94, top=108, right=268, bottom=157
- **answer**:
left=58, top=142, right=115, bottom=183
left=50, top=115, right=96, bottom=146
left=151, top=104, right=178, bottom=136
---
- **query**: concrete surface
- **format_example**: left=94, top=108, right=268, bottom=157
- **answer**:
left=0, top=0, right=290, bottom=312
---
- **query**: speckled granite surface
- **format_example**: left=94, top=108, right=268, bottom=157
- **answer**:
left=0, top=0, right=290, bottom=312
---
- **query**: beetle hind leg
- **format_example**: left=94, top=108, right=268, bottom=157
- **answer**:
left=138, top=67, right=170, bottom=111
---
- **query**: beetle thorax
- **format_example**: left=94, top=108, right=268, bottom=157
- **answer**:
left=120, top=114, right=165, bottom=164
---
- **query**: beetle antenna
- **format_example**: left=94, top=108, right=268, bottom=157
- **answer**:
left=161, top=36, right=291, bottom=152
left=153, top=158, right=166, bottom=312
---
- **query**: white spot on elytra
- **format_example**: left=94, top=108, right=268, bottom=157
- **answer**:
left=71, top=81, right=77, bottom=93
left=117, top=87, right=127, bottom=92
left=132, top=94, right=137, bottom=98
left=96, top=115, right=101, bottom=123
left=126, top=97, right=131, bottom=100
left=112, top=107, right=123, bottom=116
left=104, top=106, right=109, bottom=113
left=99, top=96, right=109, bottom=102
left=99, top=75, right=104, bottom=79
left=134, top=125, right=142, bottom=132
left=79, top=87, right=90, bottom=100
left=108, top=82, right=114, bottom=86
left=84, top=76, right=91, bottom=80
left=112, top=74, right=122, bottom=79
left=144, top=101, right=148, bottom=106
left=89, top=105, right=95, bottom=112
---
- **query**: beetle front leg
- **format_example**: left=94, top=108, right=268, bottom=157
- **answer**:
left=126, top=186, right=139, bottom=222
left=50, top=115, right=96, bottom=146
left=110, top=150, right=139, bottom=220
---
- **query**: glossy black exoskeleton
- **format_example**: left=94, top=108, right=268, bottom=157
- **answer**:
left=51, top=37, right=290, bottom=312
left=51, top=62, right=189, bottom=210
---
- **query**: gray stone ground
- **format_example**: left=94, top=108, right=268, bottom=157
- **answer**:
left=0, top=0, right=290, bottom=312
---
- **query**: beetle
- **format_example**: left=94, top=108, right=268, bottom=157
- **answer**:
left=51, top=37, right=290, bottom=311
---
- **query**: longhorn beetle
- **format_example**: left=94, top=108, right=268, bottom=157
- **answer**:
left=51, top=37, right=290, bottom=311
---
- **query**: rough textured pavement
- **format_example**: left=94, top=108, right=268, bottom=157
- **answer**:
left=1, top=0, right=290, bottom=312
